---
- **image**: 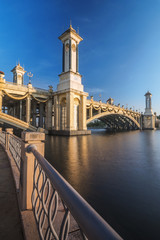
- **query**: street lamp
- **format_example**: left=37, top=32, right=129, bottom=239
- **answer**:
left=27, top=72, right=33, bottom=84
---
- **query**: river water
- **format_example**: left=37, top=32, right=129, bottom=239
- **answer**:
left=45, top=130, right=160, bottom=240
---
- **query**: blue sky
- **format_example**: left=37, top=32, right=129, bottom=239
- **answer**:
left=0, top=0, right=160, bottom=113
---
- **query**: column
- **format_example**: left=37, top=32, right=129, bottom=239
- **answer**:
left=32, top=101, right=37, bottom=127
left=63, top=43, right=65, bottom=72
left=20, top=100, right=22, bottom=120
left=89, top=106, right=93, bottom=118
left=54, top=95, right=59, bottom=130
left=46, top=98, right=52, bottom=130
left=0, top=90, right=3, bottom=112
left=39, top=103, right=43, bottom=128
left=66, top=92, right=74, bottom=130
left=69, top=39, right=71, bottom=70
left=79, top=95, right=87, bottom=130
left=26, top=95, right=31, bottom=123
left=76, top=44, right=79, bottom=72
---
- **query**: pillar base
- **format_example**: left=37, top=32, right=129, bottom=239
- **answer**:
left=49, top=130, right=91, bottom=136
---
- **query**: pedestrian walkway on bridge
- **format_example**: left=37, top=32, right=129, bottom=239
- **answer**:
left=0, top=145, right=24, bottom=239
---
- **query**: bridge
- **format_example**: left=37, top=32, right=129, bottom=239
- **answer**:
left=0, top=25, right=156, bottom=135
left=86, top=98, right=141, bottom=130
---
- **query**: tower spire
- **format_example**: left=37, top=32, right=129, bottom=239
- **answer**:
left=70, top=19, right=72, bottom=28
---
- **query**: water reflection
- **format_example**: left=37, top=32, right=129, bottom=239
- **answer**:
left=45, top=130, right=160, bottom=240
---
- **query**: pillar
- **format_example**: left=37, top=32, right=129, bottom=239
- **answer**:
left=20, top=100, right=22, bottom=120
left=0, top=90, right=3, bottom=112
left=32, top=101, right=37, bottom=127
left=66, top=92, right=74, bottom=130
left=46, top=98, right=52, bottom=130
left=26, top=95, right=31, bottom=123
left=79, top=95, right=87, bottom=130
left=54, top=95, right=59, bottom=130
left=89, top=105, right=93, bottom=119
left=20, top=132, right=45, bottom=210
left=39, top=103, right=43, bottom=128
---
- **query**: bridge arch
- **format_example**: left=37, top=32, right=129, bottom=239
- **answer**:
left=87, top=112, right=141, bottom=130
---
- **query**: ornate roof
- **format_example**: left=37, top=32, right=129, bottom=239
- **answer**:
left=145, top=91, right=152, bottom=96
left=0, top=71, right=4, bottom=75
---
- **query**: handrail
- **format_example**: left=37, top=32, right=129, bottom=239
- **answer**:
left=27, top=144, right=122, bottom=240
left=0, top=112, right=37, bottom=131
left=9, top=134, right=22, bottom=170
left=0, top=131, right=6, bottom=146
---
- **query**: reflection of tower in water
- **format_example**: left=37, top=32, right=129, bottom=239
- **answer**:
left=66, top=136, right=89, bottom=186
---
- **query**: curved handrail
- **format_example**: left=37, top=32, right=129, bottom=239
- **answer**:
left=27, top=144, right=122, bottom=240
left=0, top=112, right=37, bottom=131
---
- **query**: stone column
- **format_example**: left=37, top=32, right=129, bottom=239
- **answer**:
left=46, top=98, right=52, bottom=130
left=39, top=103, right=43, bottom=128
left=20, top=100, right=22, bottom=120
left=89, top=105, right=93, bottom=119
left=54, top=95, right=59, bottom=130
left=26, top=95, right=31, bottom=123
left=20, top=132, right=45, bottom=210
left=66, top=92, right=74, bottom=130
left=32, top=101, right=37, bottom=127
left=79, top=95, right=87, bottom=130
left=0, top=90, right=3, bottom=112
left=98, top=108, right=101, bottom=114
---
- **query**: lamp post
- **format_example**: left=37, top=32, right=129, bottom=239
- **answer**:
left=27, top=72, right=33, bottom=84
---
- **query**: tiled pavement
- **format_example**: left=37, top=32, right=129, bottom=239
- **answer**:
left=0, top=145, right=24, bottom=239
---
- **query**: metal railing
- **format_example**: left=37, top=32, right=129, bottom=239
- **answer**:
left=0, top=131, right=22, bottom=170
left=9, top=134, right=22, bottom=170
left=0, top=130, right=122, bottom=240
left=0, top=131, right=6, bottom=146
left=27, top=144, right=122, bottom=240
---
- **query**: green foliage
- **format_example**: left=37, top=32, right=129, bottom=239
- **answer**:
left=87, top=119, right=106, bottom=128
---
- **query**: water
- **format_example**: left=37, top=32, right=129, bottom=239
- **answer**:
left=45, top=130, right=160, bottom=240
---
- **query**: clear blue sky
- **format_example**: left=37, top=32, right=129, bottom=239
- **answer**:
left=0, top=0, right=160, bottom=113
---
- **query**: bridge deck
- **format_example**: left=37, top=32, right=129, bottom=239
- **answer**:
left=0, top=145, right=24, bottom=239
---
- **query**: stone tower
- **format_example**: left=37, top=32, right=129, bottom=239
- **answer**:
left=143, top=91, right=155, bottom=129
left=57, top=25, right=84, bottom=92
left=53, top=25, right=90, bottom=135
left=11, top=63, right=26, bottom=85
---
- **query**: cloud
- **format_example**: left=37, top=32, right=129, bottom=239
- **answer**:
left=81, top=17, right=91, bottom=23
left=86, top=87, right=105, bottom=94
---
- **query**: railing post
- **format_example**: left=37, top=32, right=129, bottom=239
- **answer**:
left=5, top=128, right=13, bottom=151
left=20, top=132, right=45, bottom=210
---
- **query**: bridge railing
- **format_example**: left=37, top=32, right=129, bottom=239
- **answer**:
left=0, top=130, right=6, bottom=146
left=0, top=128, right=22, bottom=170
left=9, top=134, right=22, bottom=170
left=0, top=130, right=122, bottom=240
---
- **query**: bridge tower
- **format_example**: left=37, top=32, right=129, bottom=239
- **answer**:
left=11, top=63, right=26, bottom=85
left=53, top=25, right=90, bottom=135
left=143, top=91, right=155, bottom=129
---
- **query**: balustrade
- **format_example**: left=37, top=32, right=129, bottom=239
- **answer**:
left=0, top=130, right=122, bottom=240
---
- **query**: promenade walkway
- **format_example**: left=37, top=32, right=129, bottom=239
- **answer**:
left=0, top=145, right=24, bottom=239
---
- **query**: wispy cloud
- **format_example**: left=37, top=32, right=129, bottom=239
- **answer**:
left=81, top=17, right=91, bottom=23
left=86, top=88, right=105, bottom=94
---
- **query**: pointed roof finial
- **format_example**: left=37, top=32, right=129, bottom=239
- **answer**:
left=70, top=19, right=72, bottom=28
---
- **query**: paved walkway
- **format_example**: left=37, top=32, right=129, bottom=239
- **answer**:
left=0, top=145, right=24, bottom=239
